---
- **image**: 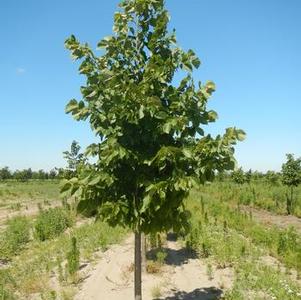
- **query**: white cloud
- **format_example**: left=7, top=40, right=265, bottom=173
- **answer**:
left=16, top=67, right=26, bottom=74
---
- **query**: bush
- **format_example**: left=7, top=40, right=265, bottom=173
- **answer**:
left=0, top=216, right=31, bottom=259
left=34, top=207, right=73, bottom=241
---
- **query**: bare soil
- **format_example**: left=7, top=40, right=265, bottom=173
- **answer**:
left=75, top=235, right=233, bottom=300
left=241, top=205, right=301, bottom=234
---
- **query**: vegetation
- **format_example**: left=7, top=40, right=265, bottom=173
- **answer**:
left=0, top=180, right=59, bottom=210
left=0, top=216, right=127, bottom=299
left=282, top=154, right=301, bottom=214
left=62, top=0, right=244, bottom=298
left=0, top=167, right=58, bottom=181
left=34, top=207, right=73, bottom=241
left=183, top=189, right=301, bottom=299
left=202, top=180, right=301, bottom=217
left=63, top=140, right=87, bottom=179
left=66, top=237, right=80, bottom=277
left=0, top=216, right=31, bottom=260
left=0, top=176, right=300, bottom=298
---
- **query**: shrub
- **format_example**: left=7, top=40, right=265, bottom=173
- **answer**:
left=34, top=207, right=73, bottom=241
left=0, top=216, right=31, bottom=259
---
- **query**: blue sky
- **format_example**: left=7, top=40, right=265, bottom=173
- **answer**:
left=0, top=0, right=300, bottom=172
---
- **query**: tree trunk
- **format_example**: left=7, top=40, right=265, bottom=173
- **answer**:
left=141, top=233, right=146, bottom=273
left=134, top=231, right=142, bottom=300
left=290, top=186, right=294, bottom=213
left=286, top=192, right=291, bottom=215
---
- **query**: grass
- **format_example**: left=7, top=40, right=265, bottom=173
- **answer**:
left=151, top=285, right=162, bottom=298
left=183, top=187, right=301, bottom=299
left=0, top=180, right=60, bottom=209
left=0, top=218, right=127, bottom=299
left=203, top=180, right=301, bottom=217
left=1, top=180, right=301, bottom=299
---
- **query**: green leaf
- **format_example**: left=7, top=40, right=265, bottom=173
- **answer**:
left=208, top=110, right=218, bottom=122
left=183, top=148, right=192, bottom=158
left=205, top=81, right=216, bottom=93
left=63, top=0, right=245, bottom=235
left=88, top=174, right=102, bottom=186
left=139, top=105, right=145, bottom=119
left=65, top=99, right=78, bottom=114
left=163, top=122, right=172, bottom=134
left=236, top=129, right=246, bottom=141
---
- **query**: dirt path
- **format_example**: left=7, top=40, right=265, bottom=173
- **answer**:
left=241, top=205, right=301, bottom=234
left=75, top=235, right=233, bottom=300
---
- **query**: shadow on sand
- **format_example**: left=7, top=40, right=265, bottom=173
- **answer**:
left=155, top=287, right=223, bottom=300
left=146, top=233, right=198, bottom=266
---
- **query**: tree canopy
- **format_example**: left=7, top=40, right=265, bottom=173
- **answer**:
left=282, top=154, right=301, bottom=187
left=61, top=0, right=245, bottom=235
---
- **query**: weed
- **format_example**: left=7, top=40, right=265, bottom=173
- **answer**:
left=151, top=285, right=162, bottom=298
left=66, top=237, right=80, bottom=276
left=206, top=263, right=214, bottom=280
left=0, top=216, right=31, bottom=259
left=156, top=250, right=167, bottom=265
left=9, top=202, right=21, bottom=211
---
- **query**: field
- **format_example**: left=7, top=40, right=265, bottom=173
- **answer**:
left=0, top=180, right=301, bottom=299
left=0, top=181, right=60, bottom=227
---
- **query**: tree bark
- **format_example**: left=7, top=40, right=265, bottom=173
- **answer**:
left=290, top=186, right=294, bottom=214
left=141, top=233, right=147, bottom=273
left=134, top=231, right=142, bottom=300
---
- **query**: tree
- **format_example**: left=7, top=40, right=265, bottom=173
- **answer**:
left=61, top=0, right=245, bottom=298
left=63, top=140, right=86, bottom=178
left=232, top=168, right=246, bottom=184
left=13, top=169, right=32, bottom=182
left=281, top=154, right=301, bottom=214
left=245, top=169, right=252, bottom=184
left=265, top=170, right=280, bottom=186
left=0, top=167, right=12, bottom=181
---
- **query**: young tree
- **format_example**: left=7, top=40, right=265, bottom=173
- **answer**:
left=281, top=154, right=301, bottom=214
left=61, top=0, right=245, bottom=298
left=232, top=167, right=246, bottom=185
left=245, top=169, right=252, bottom=185
left=0, top=167, right=12, bottom=181
left=265, top=170, right=280, bottom=186
left=63, top=140, right=86, bottom=178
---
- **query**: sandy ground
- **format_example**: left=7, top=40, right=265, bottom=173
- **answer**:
left=241, top=205, right=301, bottom=234
left=75, top=235, right=233, bottom=300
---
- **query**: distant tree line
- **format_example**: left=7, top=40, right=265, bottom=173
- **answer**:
left=0, top=140, right=87, bottom=182
left=217, top=153, right=301, bottom=215
left=0, top=167, right=62, bottom=181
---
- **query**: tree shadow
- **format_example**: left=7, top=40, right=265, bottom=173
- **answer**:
left=156, top=287, right=223, bottom=300
left=147, top=246, right=197, bottom=266
left=166, top=232, right=178, bottom=241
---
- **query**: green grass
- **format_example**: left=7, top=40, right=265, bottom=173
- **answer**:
left=1, top=180, right=301, bottom=299
left=0, top=219, right=127, bottom=299
left=202, top=180, right=301, bottom=217
left=0, top=180, right=60, bottom=209
left=183, top=188, right=301, bottom=299
left=0, top=216, right=31, bottom=260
